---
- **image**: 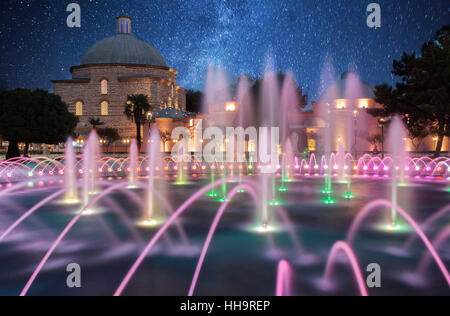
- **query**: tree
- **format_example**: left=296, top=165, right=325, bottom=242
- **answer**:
left=186, top=90, right=203, bottom=113
left=0, top=89, right=78, bottom=159
left=0, top=79, right=7, bottom=92
left=97, top=127, right=121, bottom=153
left=124, top=94, right=151, bottom=149
left=89, top=117, right=104, bottom=130
left=370, top=25, right=450, bottom=157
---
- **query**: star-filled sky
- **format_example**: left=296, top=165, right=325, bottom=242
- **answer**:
left=0, top=0, right=449, bottom=101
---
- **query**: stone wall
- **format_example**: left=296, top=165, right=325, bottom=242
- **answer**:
left=53, top=64, right=186, bottom=140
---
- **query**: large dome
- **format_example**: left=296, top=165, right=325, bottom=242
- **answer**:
left=81, top=34, right=167, bottom=67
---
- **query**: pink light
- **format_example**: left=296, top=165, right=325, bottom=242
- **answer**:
left=304, top=165, right=310, bottom=169
left=325, top=242, right=368, bottom=297
left=295, top=165, right=300, bottom=169
left=314, top=165, right=319, bottom=170
left=426, top=167, right=431, bottom=171
left=59, top=170, right=64, bottom=175
left=39, top=172, right=44, bottom=177
left=374, top=166, right=379, bottom=171
left=384, top=166, right=389, bottom=171
left=363, top=166, right=368, bottom=171
left=202, top=166, right=207, bottom=170
left=333, top=165, right=338, bottom=170
left=276, top=260, right=292, bottom=296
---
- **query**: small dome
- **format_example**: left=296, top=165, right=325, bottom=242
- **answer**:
left=81, top=34, right=167, bottom=67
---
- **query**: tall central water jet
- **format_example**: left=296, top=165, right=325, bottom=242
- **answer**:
left=64, top=137, right=79, bottom=204
left=318, top=56, right=337, bottom=204
left=142, top=128, right=163, bottom=226
left=128, top=139, right=139, bottom=188
left=387, top=116, right=407, bottom=228
left=83, top=131, right=99, bottom=211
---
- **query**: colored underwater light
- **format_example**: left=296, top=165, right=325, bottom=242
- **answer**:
left=344, top=192, right=355, bottom=199
left=278, top=185, right=288, bottom=192
left=217, top=196, right=231, bottom=203
left=28, top=172, right=34, bottom=177
left=253, top=223, right=276, bottom=234
left=321, top=188, right=333, bottom=194
left=322, top=196, right=336, bottom=205
left=64, top=198, right=80, bottom=205
left=207, top=190, right=218, bottom=197
left=269, top=200, right=283, bottom=206
left=137, top=218, right=162, bottom=228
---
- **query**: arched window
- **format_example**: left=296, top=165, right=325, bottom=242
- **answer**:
left=101, top=79, right=108, bottom=95
left=75, top=101, right=83, bottom=116
left=101, top=101, right=109, bottom=116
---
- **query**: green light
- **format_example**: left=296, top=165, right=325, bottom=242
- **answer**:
left=278, top=185, right=288, bottom=192
left=322, top=196, right=336, bottom=205
left=217, top=196, right=231, bottom=203
left=27, top=182, right=34, bottom=188
left=343, top=192, right=355, bottom=199
left=303, top=150, right=308, bottom=155
left=237, top=189, right=246, bottom=193
left=248, top=164, right=253, bottom=170
left=321, top=188, right=333, bottom=194
left=28, top=172, right=34, bottom=177
left=207, top=190, right=218, bottom=197
left=269, top=200, right=283, bottom=206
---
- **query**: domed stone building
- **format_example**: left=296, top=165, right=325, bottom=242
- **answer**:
left=52, top=15, right=186, bottom=144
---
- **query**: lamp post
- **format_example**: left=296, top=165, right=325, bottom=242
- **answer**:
left=378, top=117, right=389, bottom=159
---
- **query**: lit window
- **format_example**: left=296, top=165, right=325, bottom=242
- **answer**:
left=101, top=79, right=108, bottom=95
left=225, top=102, right=236, bottom=112
left=335, top=99, right=347, bottom=109
left=101, top=101, right=109, bottom=116
left=358, top=99, right=369, bottom=109
left=121, top=21, right=124, bottom=33
left=75, top=101, right=83, bottom=116
left=126, top=22, right=129, bottom=33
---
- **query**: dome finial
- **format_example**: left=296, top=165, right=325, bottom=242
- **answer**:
left=117, top=15, right=131, bottom=34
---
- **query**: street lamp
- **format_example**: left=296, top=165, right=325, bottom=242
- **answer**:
left=378, top=117, right=390, bottom=159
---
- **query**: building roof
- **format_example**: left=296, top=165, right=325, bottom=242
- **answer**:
left=81, top=34, right=167, bottom=67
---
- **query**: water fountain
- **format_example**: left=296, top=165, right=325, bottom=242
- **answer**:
left=0, top=60, right=448, bottom=297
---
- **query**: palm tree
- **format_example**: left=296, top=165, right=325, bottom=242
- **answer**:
left=124, top=94, right=151, bottom=149
left=89, top=117, right=104, bottom=131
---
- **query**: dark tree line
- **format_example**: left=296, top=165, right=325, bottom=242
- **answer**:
left=0, top=89, right=78, bottom=159
left=370, top=25, right=449, bottom=156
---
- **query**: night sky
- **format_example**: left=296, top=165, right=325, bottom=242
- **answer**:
left=0, top=0, right=449, bottom=101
